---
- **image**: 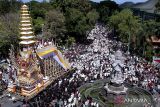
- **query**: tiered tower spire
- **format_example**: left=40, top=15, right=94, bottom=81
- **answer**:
left=8, top=4, right=71, bottom=97
left=19, top=5, right=36, bottom=45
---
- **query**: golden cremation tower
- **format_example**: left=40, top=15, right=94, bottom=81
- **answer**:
left=8, top=4, right=71, bottom=98
left=19, top=5, right=36, bottom=45
left=8, top=5, right=48, bottom=97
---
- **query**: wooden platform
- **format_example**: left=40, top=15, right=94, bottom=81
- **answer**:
left=7, top=79, right=52, bottom=100
left=21, top=79, right=51, bottom=99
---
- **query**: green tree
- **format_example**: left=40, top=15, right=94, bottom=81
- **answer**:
left=65, top=8, right=89, bottom=36
left=44, top=10, right=66, bottom=44
left=29, top=1, right=53, bottom=19
left=51, top=0, right=92, bottom=13
left=0, top=0, right=22, bottom=15
left=141, top=20, right=160, bottom=58
left=156, top=0, right=160, bottom=12
left=66, top=36, right=76, bottom=47
left=33, top=17, right=45, bottom=34
left=143, top=20, right=158, bottom=39
left=26, top=1, right=53, bottom=35
left=51, top=0, right=99, bottom=42
left=87, top=9, right=99, bottom=26
left=0, top=13, right=19, bottom=57
left=109, top=9, right=142, bottom=53
left=97, top=0, right=119, bottom=23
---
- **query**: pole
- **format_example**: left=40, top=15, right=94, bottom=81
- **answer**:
left=128, top=32, right=131, bottom=54
left=42, top=24, right=44, bottom=39
left=44, top=59, right=46, bottom=77
left=142, top=39, right=145, bottom=56
left=126, top=16, right=131, bottom=55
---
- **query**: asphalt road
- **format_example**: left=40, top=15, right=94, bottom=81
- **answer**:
left=0, top=97, right=22, bottom=107
left=0, top=91, right=23, bottom=107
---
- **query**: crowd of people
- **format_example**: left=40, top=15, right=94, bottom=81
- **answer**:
left=28, top=24, right=160, bottom=107
left=1, top=23, right=160, bottom=107
left=0, top=59, right=16, bottom=88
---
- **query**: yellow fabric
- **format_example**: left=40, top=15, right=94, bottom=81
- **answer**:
left=55, top=50, right=68, bottom=68
left=56, top=50, right=70, bottom=69
left=37, top=48, right=70, bottom=69
left=37, top=48, right=56, bottom=57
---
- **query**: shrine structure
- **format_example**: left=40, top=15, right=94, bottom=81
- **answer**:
left=8, top=5, right=70, bottom=97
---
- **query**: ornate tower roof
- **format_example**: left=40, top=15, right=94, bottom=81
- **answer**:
left=19, top=5, right=36, bottom=45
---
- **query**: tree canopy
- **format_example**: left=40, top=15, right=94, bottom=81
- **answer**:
left=156, top=0, right=160, bottom=12
left=109, top=9, right=142, bottom=44
left=0, top=0, right=22, bottom=15
left=97, top=0, right=119, bottom=23
left=44, top=10, right=66, bottom=44
left=0, top=13, right=19, bottom=57
left=51, top=0, right=99, bottom=41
